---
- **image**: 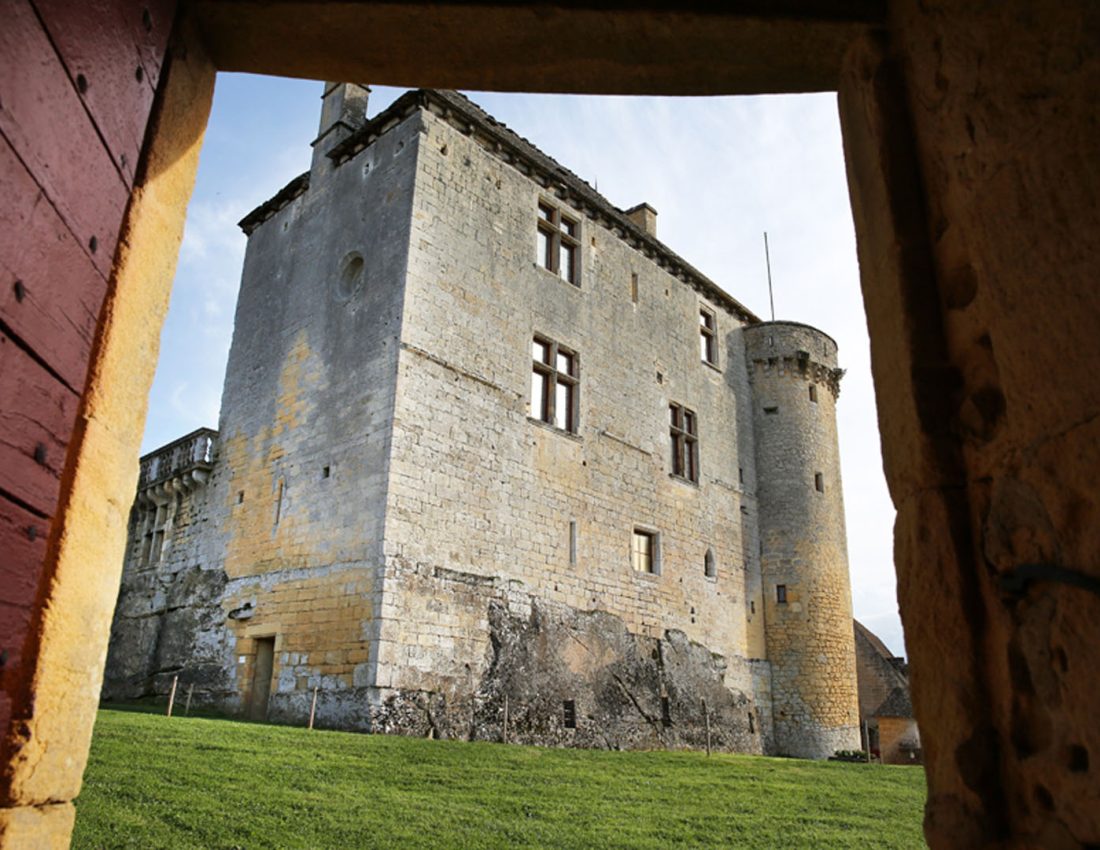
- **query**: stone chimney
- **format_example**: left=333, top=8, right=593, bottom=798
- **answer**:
left=311, top=82, right=370, bottom=176
left=625, top=202, right=657, bottom=237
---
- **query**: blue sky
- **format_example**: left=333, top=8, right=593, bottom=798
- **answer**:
left=146, top=73, right=904, bottom=658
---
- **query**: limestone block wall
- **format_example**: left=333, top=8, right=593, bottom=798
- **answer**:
left=103, top=472, right=229, bottom=702
left=373, top=105, right=768, bottom=746
left=745, top=321, right=859, bottom=757
left=208, top=116, right=420, bottom=722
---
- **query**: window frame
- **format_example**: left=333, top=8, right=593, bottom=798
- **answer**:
left=631, top=527, right=660, bottom=575
left=699, top=306, right=718, bottom=367
left=669, top=402, right=699, bottom=483
left=537, top=199, right=581, bottom=286
left=530, top=334, right=579, bottom=434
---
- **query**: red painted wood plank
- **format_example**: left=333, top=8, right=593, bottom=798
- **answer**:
left=0, top=136, right=106, bottom=393
left=0, top=495, right=49, bottom=611
left=126, top=0, right=177, bottom=94
left=0, top=0, right=130, bottom=280
left=33, top=0, right=163, bottom=187
left=0, top=600, right=34, bottom=736
left=0, top=333, right=79, bottom=517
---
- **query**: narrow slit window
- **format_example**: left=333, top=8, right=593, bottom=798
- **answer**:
left=777, top=584, right=787, bottom=604
left=630, top=272, right=639, bottom=304
left=704, top=547, right=716, bottom=578
left=809, top=384, right=818, bottom=403
left=322, top=465, right=331, bottom=479
left=274, top=478, right=285, bottom=524
left=661, top=695, right=672, bottom=727
left=815, top=472, right=825, bottom=493
left=569, top=520, right=577, bottom=566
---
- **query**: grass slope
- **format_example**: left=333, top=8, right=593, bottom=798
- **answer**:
left=73, top=709, right=925, bottom=849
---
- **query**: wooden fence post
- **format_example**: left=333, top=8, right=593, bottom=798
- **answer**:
left=166, top=675, right=178, bottom=717
left=308, top=686, right=319, bottom=730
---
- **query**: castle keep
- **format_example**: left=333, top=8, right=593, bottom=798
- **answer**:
left=104, top=85, right=860, bottom=758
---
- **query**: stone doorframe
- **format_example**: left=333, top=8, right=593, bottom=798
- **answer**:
left=5, top=3, right=1096, bottom=848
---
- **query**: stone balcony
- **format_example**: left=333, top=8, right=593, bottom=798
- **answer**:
left=138, top=427, right=218, bottom=496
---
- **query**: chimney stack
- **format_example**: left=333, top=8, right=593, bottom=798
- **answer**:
left=625, top=202, right=658, bottom=237
left=311, top=82, right=370, bottom=176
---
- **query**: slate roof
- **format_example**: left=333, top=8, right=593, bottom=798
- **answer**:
left=875, top=686, right=914, bottom=719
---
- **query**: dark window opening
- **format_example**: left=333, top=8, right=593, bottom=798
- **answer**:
left=738, top=466, right=744, bottom=484
left=748, top=712, right=755, bottom=734
left=670, top=403, right=699, bottom=483
left=237, top=490, right=245, bottom=504
left=699, top=307, right=717, bottom=365
left=531, top=335, right=579, bottom=433
left=537, top=200, right=580, bottom=285
left=777, top=584, right=787, bottom=604
left=569, top=520, right=577, bottom=566
left=661, top=695, right=672, bottom=727
left=631, top=272, right=639, bottom=304
left=764, top=406, right=778, bottom=415
left=809, top=384, right=818, bottom=403
left=704, top=547, right=716, bottom=578
left=563, top=699, right=577, bottom=729
left=322, top=465, right=331, bottom=479
left=815, top=472, right=825, bottom=492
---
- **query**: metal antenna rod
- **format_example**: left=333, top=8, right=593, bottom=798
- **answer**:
left=764, top=231, right=776, bottom=321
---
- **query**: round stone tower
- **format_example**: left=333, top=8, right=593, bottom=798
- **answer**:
left=743, top=321, right=860, bottom=759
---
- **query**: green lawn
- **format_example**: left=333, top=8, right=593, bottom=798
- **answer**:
left=73, top=709, right=926, bottom=849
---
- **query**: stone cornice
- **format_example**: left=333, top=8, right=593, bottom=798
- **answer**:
left=749, top=353, right=845, bottom=398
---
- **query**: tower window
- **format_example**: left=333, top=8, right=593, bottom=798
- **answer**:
left=764, top=406, right=778, bottom=415
left=537, top=200, right=580, bottom=285
left=815, top=472, right=825, bottom=492
left=530, top=335, right=579, bottom=433
left=699, top=307, right=717, bottom=365
left=569, top=520, right=577, bottom=566
left=809, top=385, right=818, bottom=403
left=322, top=465, right=331, bottom=479
left=704, top=547, right=716, bottom=578
left=669, top=403, right=699, bottom=483
left=777, top=584, right=787, bottom=604
left=631, top=272, right=639, bottom=304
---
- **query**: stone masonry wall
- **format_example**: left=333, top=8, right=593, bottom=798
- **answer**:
left=372, top=106, right=771, bottom=747
left=745, top=322, right=860, bottom=758
left=103, top=112, right=420, bottom=720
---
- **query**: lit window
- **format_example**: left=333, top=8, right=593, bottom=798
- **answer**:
left=670, top=403, right=699, bottom=483
left=537, top=200, right=580, bottom=285
left=699, top=307, right=717, bottom=365
left=531, top=335, right=578, bottom=433
left=632, top=528, right=659, bottom=574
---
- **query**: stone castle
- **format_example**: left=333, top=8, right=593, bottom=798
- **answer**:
left=103, top=85, right=860, bottom=759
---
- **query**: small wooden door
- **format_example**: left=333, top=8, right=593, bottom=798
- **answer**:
left=249, top=637, right=275, bottom=721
